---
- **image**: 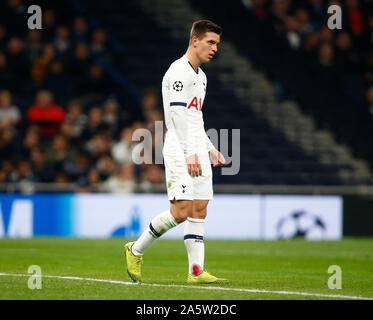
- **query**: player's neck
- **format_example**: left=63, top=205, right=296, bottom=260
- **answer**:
left=185, top=49, right=201, bottom=72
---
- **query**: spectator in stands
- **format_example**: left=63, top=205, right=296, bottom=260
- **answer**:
left=72, top=16, right=89, bottom=45
left=0, top=125, right=17, bottom=160
left=102, top=98, right=120, bottom=134
left=27, top=90, right=66, bottom=138
left=21, top=125, right=40, bottom=159
left=318, top=42, right=335, bottom=68
left=75, top=167, right=103, bottom=193
left=90, top=28, right=113, bottom=63
left=30, top=146, right=55, bottom=182
left=141, top=87, right=160, bottom=118
left=47, top=133, right=74, bottom=171
left=145, top=107, right=163, bottom=128
left=81, top=106, right=107, bottom=141
left=295, top=8, right=314, bottom=35
left=78, top=63, right=113, bottom=103
left=6, top=37, right=29, bottom=79
left=63, top=149, right=91, bottom=182
left=139, top=164, right=165, bottom=192
left=242, top=0, right=267, bottom=20
left=103, top=162, right=136, bottom=193
left=302, top=32, right=320, bottom=54
left=319, top=25, right=334, bottom=43
left=25, top=29, right=43, bottom=61
left=42, top=9, right=56, bottom=42
left=308, top=0, right=324, bottom=25
left=54, top=25, right=71, bottom=57
left=112, top=126, right=134, bottom=164
left=65, top=99, right=88, bottom=137
left=59, top=119, right=79, bottom=147
left=0, top=90, right=20, bottom=129
left=283, top=16, right=301, bottom=50
left=0, top=2, right=172, bottom=191
left=334, top=32, right=361, bottom=73
left=44, top=59, right=75, bottom=104
left=69, top=43, right=91, bottom=79
left=31, top=43, right=56, bottom=86
left=54, top=172, right=70, bottom=184
left=85, top=133, right=111, bottom=161
left=87, top=167, right=101, bottom=186
left=15, top=159, right=36, bottom=183
left=269, top=0, right=290, bottom=30
left=0, top=162, right=8, bottom=182
left=0, top=160, right=16, bottom=182
left=345, top=0, right=364, bottom=37
left=3, top=0, right=27, bottom=37
left=96, top=154, right=116, bottom=180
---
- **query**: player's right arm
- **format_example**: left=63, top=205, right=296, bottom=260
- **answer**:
left=165, top=69, right=202, bottom=177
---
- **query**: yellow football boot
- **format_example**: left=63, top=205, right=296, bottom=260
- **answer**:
left=187, top=271, right=228, bottom=284
left=124, top=242, right=143, bottom=283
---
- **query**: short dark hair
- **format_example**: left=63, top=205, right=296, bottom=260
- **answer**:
left=189, top=20, right=222, bottom=44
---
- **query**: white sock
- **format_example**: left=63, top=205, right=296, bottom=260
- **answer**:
left=132, top=210, right=178, bottom=256
left=184, top=217, right=205, bottom=276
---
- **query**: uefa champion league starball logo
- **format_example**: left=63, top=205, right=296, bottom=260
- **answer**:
left=172, top=81, right=183, bottom=91
left=276, top=210, right=327, bottom=240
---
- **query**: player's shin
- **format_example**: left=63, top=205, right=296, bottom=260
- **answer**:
left=131, top=210, right=178, bottom=256
left=184, top=217, right=205, bottom=276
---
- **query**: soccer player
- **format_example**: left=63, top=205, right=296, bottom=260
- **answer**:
left=125, top=20, right=227, bottom=284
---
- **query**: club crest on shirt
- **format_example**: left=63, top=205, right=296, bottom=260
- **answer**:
left=173, top=81, right=183, bottom=92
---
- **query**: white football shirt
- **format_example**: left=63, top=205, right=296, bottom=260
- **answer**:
left=162, top=55, right=215, bottom=159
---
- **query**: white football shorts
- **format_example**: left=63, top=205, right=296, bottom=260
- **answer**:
left=163, top=153, right=213, bottom=201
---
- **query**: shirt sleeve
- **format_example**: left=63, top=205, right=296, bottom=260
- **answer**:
left=167, top=70, right=189, bottom=107
left=204, top=131, right=215, bottom=152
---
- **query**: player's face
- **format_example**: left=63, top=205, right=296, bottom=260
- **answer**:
left=196, top=32, right=220, bottom=63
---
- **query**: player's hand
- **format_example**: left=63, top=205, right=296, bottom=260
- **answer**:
left=186, top=154, right=202, bottom=177
left=209, top=149, right=226, bottom=167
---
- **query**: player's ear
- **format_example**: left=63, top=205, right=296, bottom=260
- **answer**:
left=191, top=36, right=198, bottom=48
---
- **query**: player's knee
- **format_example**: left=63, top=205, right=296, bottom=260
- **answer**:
left=170, top=200, right=193, bottom=223
left=174, top=209, right=191, bottom=223
left=175, top=213, right=188, bottom=223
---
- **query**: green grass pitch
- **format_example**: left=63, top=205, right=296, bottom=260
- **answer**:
left=0, top=238, right=372, bottom=300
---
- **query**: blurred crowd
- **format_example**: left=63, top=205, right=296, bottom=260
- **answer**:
left=0, top=0, right=165, bottom=193
left=243, top=0, right=373, bottom=116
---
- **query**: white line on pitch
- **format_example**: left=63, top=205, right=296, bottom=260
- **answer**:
left=0, top=272, right=372, bottom=300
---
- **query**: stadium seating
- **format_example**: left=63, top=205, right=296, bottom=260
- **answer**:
left=1, top=0, right=372, bottom=189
